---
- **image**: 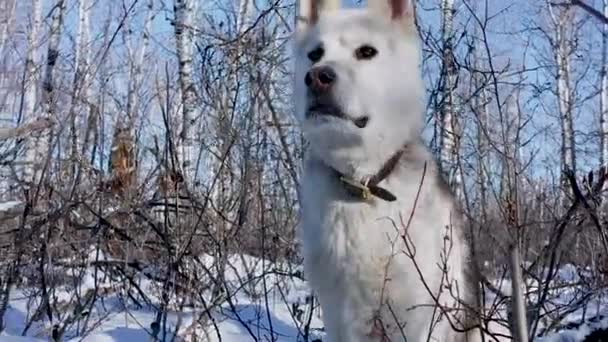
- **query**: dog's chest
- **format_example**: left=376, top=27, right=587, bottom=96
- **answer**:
left=299, top=166, right=418, bottom=295
left=298, top=158, right=472, bottom=341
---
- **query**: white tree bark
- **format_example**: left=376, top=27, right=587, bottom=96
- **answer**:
left=237, top=0, right=253, bottom=33
left=504, top=94, right=527, bottom=342
left=510, top=243, right=529, bottom=342
left=601, top=0, right=608, bottom=170
left=77, top=0, right=91, bottom=114
left=126, top=0, right=154, bottom=126
left=500, top=95, right=522, bottom=200
left=440, top=0, right=462, bottom=197
left=473, top=44, right=489, bottom=221
left=24, top=0, right=42, bottom=122
left=29, top=0, right=66, bottom=186
left=174, top=0, right=197, bottom=186
left=69, top=0, right=91, bottom=173
left=0, top=0, right=16, bottom=55
left=549, top=5, right=576, bottom=182
left=22, top=0, right=43, bottom=184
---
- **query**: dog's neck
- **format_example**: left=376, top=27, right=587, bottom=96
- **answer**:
left=326, top=145, right=408, bottom=202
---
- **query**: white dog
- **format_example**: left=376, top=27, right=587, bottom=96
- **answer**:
left=293, top=1, right=509, bottom=341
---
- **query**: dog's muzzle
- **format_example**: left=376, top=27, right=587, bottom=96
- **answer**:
left=305, top=66, right=369, bottom=128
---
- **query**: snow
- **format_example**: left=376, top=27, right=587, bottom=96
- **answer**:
left=0, top=255, right=605, bottom=341
left=0, top=200, right=22, bottom=211
left=0, top=333, right=41, bottom=342
left=0, top=253, right=324, bottom=341
left=538, top=317, right=608, bottom=342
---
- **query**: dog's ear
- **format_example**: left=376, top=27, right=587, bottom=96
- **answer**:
left=369, top=0, right=416, bottom=32
left=296, top=0, right=341, bottom=33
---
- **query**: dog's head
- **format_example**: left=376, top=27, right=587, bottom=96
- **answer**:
left=293, top=0, right=424, bottom=178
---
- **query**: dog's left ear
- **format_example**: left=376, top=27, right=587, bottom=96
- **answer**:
left=369, top=0, right=416, bottom=33
left=296, top=0, right=341, bottom=34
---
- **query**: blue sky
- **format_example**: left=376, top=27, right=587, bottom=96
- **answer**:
left=6, top=0, right=606, bottom=179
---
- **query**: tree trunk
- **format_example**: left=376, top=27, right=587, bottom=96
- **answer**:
left=31, top=0, right=66, bottom=187
left=126, top=0, right=154, bottom=125
left=238, top=0, right=252, bottom=33
left=21, top=0, right=44, bottom=185
left=174, top=0, right=197, bottom=187
left=0, top=0, right=16, bottom=55
left=22, top=4, right=67, bottom=324
left=473, top=42, right=489, bottom=223
left=510, top=243, right=529, bottom=342
left=68, top=0, right=91, bottom=181
left=601, top=0, right=608, bottom=171
left=551, top=6, right=576, bottom=197
left=440, top=0, right=462, bottom=197
left=504, top=92, right=527, bottom=342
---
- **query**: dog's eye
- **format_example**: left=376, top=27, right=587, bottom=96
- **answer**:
left=307, top=46, right=324, bottom=63
left=355, top=45, right=378, bottom=60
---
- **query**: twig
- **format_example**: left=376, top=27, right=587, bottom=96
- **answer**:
left=552, top=0, right=608, bottom=24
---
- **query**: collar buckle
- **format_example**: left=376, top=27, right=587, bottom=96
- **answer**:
left=330, top=145, right=407, bottom=203
left=340, top=176, right=373, bottom=201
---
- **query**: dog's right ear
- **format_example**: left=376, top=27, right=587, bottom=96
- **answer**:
left=296, top=0, right=341, bottom=34
left=369, top=0, right=416, bottom=33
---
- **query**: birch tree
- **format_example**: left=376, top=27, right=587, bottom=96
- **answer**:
left=504, top=94, right=528, bottom=342
left=548, top=3, right=576, bottom=196
left=67, top=0, right=91, bottom=180
left=0, top=0, right=16, bottom=55
left=20, top=0, right=42, bottom=184
left=29, top=0, right=66, bottom=187
left=238, top=0, right=253, bottom=33
left=439, top=0, right=462, bottom=197
left=472, top=42, right=490, bottom=223
left=174, top=0, right=197, bottom=187
left=126, top=0, right=154, bottom=126
left=601, top=0, right=608, bottom=173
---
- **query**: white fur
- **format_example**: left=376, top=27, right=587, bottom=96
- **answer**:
left=293, top=3, right=510, bottom=342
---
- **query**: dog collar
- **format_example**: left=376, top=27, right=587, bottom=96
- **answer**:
left=332, top=147, right=406, bottom=202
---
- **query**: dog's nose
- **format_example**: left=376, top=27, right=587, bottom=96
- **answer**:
left=305, top=66, right=336, bottom=92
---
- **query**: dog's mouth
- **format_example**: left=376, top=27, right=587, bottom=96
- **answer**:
left=307, top=104, right=369, bottom=129
left=307, top=103, right=345, bottom=119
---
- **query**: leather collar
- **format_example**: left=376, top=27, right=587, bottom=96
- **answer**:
left=331, top=147, right=406, bottom=202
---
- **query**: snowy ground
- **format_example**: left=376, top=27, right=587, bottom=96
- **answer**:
left=1, top=252, right=606, bottom=341
left=1, top=251, right=325, bottom=342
